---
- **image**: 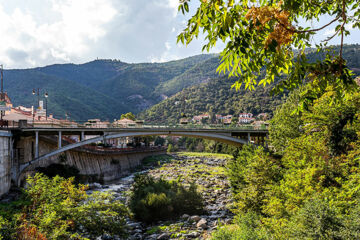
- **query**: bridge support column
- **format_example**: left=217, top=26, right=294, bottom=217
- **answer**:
left=80, top=131, right=85, bottom=141
left=247, top=132, right=251, bottom=143
left=35, top=131, right=39, bottom=158
left=58, top=131, right=62, bottom=149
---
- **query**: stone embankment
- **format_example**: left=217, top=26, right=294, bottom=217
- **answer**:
left=92, top=153, right=234, bottom=240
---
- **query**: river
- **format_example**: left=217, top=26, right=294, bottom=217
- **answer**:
left=89, top=153, right=234, bottom=240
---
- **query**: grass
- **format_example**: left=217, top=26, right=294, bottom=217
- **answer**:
left=178, top=152, right=233, bottom=159
left=142, top=154, right=174, bottom=166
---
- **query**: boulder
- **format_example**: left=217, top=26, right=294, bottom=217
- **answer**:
left=190, top=215, right=201, bottom=222
left=157, top=233, right=170, bottom=240
left=196, top=218, right=207, bottom=229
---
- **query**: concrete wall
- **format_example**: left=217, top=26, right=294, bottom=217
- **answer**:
left=18, top=136, right=165, bottom=183
left=0, top=131, right=11, bottom=196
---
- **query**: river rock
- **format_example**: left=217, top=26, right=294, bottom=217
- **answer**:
left=190, top=215, right=201, bottom=222
left=186, top=231, right=200, bottom=238
left=157, top=233, right=170, bottom=239
left=88, top=182, right=102, bottom=189
left=129, top=233, right=142, bottom=240
left=181, top=213, right=190, bottom=220
left=196, top=218, right=208, bottom=229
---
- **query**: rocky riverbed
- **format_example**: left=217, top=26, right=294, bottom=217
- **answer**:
left=90, top=152, right=235, bottom=240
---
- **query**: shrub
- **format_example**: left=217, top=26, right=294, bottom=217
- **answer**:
left=286, top=198, right=342, bottom=239
left=210, top=212, right=267, bottom=240
left=16, top=173, right=129, bottom=239
left=129, top=174, right=203, bottom=223
left=167, top=144, right=174, bottom=153
left=0, top=216, right=11, bottom=240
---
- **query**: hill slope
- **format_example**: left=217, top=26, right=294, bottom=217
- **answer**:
left=3, top=54, right=216, bottom=120
left=140, top=44, right=360, bottom=124
left=3, top=44, right=360, bottom=121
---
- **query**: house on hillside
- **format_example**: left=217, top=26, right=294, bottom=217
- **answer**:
left=238, top=113, right=255, bottom=124
left=179, top=118, right=190, bottom=124
left=192, top=114, right=210, bottom=123
left=223, top=118, right=232, bottom=125
left=114, top=118, right=137, bottom=128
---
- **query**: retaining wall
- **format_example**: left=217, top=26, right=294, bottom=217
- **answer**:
left=18, top=136, right=166, bottom=184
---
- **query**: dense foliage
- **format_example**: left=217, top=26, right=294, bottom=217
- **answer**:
left=212, top=83, right=360, bottom=239
left=120, top=112, right=136, bottom=120
left=129, top=174, right=204, bottom=223
left=0, top=174, right=129, bottom=239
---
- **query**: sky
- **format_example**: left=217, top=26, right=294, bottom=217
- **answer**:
left=0, top=0, right=359, bottom=69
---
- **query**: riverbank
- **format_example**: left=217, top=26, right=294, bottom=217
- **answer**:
left=91, top=152, right=235, bottom=240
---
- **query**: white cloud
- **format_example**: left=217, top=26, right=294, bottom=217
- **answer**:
left=0, top=0, right=116, bottom=68
left=0, top=0, right=216, bottom=68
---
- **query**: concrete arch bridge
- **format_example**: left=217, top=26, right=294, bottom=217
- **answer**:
left=12, top=127, right=268, bottom=184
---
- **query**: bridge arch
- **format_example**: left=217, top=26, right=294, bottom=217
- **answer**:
left=19, top=131, right=248, bottom=176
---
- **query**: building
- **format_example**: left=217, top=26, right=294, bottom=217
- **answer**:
left=113, top=118, right=137, bottom=128
left=85, top=119, right=110, bottom=128
left=239, top=113, right=253, bottom=118
left=192, top=114, right=210, bottom=123
left=238, top=113, right=255, bottom=124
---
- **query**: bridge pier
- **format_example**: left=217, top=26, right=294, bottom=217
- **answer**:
left=80, top=131, right=85, bottom=141
left=35, top=131, right=39, bottom=158
left=248, top=132, right=251, bottom=143
left=0, top=131, right=12, bottom=196
left=58, top=131, right=62, bottom=149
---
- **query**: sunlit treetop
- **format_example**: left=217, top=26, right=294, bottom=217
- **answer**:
left=177, top=0, right=360, bottom=109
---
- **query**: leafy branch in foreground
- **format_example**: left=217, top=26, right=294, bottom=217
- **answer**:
left=177, top=0, right=359, bottom=105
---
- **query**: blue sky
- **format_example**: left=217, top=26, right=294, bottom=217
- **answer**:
left=0, top=0, right=359, bottom=69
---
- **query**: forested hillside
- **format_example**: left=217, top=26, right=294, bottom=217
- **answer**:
left=140, top=76, right=285, bottom=123
left=3, top=54, right=216, bottom=120
left=141, top=44, right=360, bottom=123
left=3, top=45, right=360, bottom=121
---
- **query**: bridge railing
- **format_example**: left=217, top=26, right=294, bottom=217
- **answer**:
left=0, top=119, right=269, bottom=131
left=140, top=123, right=268, bottom=131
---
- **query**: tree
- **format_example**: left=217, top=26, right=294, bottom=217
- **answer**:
left=167, top=144, right=174, bottom=153
left=120, top=112, right=136, bottom=121
left=178, top=0, right=359, bottom=106
left=269, top=88, right=303, bottom=154
left=154, top=136, right=166, bottom=146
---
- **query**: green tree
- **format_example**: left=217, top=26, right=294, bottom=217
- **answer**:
left=178, top=0, right=359, bottom=104
left=120, top=112, right=136, bottom=120
left=269, top=88, right=303, bottom=154
left=154, top=136, right=165, bottom=146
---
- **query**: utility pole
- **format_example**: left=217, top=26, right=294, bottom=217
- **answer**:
left=1, top=64, right=4, bottom=120
left=1, top=64, right=3, bottom=100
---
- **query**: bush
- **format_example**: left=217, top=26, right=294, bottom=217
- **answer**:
left=211, top=212, right=267, bottom=240
left=286, top=198, right=342, bottom=239
left=15, top=173, right=129, bottom=239
left=0, top=216, right=11, bottom=240
left=129, top=174, right=204, bottom=223
left=167, top=144, right=174, bottom=153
